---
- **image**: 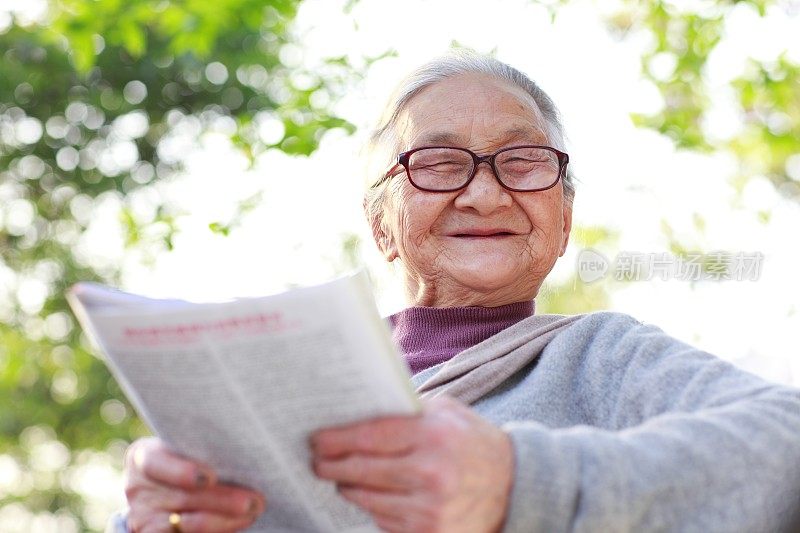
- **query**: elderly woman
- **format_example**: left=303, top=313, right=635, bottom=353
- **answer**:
left=119, top=52, right=800, bottom=532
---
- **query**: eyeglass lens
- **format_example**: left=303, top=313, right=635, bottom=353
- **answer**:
left=406, top=147, right=560, bottom=191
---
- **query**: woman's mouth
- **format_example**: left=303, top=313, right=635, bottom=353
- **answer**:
left=449, top=230, right=518, bottom=238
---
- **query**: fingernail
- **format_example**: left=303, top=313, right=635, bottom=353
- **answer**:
left=248, top=497, right=261, bottom=516
left=195, top=470, right=210, bottom=488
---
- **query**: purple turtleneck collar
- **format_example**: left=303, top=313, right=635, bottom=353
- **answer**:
left=388, top=301, right=535, bottom=375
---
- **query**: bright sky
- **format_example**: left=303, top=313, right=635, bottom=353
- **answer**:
left=95, top=0, right=799, bottom=386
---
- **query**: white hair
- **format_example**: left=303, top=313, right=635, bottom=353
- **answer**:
left=363, top=50, right=576, bottom=226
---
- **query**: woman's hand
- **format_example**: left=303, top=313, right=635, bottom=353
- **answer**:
left=124, top=437, right=266, bottom=532
left=311, top=396, right=514, bottom=533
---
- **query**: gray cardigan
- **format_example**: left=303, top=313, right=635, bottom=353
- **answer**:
left=411, top=311, right=800, bottom=532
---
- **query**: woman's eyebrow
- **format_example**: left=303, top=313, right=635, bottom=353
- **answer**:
left=414, top=132, right=463, bottom=146
left=501, top=126, right=548, bottom=144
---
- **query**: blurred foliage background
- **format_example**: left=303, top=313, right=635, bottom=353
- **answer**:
left=0, top=0, right=797, bottom=530
left=0, top=0, right=359, bottom=529
left=608, top=0, right=800, bottom=210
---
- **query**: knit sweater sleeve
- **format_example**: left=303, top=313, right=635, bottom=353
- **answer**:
left=500, top=312, right=800, bottom=533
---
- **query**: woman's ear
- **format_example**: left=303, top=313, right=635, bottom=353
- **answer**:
left=364, top=196, right=398, bottom=262
left=559, top=199, right=573, bottom=257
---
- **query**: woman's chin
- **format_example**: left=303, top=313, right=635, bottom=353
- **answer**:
left=447, top=264, right=530, bottom=295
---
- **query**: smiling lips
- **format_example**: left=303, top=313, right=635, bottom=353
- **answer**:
left=447, top=229, right=521, bottom=238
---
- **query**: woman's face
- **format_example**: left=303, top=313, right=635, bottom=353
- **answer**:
left=373, top=73, right=573, bottom=307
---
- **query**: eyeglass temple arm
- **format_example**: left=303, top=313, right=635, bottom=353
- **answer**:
left=372, top=162, right=403, bottom=189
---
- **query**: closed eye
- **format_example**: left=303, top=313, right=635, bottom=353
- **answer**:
left=503, top=157, right=548, bottom=164
left=412, top=161, right=467, bottom=171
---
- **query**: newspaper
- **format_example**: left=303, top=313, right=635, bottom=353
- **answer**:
left=67, top=271, right=420, bottom=532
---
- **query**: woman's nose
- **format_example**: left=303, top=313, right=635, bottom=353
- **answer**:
left=453, top=162, right=513, bottom=214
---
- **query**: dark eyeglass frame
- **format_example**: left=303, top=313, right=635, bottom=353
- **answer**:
left=373, top=145, right=570, bottom=193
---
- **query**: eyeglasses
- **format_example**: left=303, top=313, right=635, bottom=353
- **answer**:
left=374, top=145, right=569, bottom=193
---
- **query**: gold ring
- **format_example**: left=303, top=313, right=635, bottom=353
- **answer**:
left=168, top=512, right=182, bottom=533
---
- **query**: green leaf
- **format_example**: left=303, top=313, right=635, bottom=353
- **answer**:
left=120, top=22, right=147, bottom=57
left=208, top=221, right=231, bottom=236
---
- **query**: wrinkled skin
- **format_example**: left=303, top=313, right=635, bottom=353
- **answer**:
left=123, top=437, right=265, bottom=532
left=123, top=73, right=572, bottom=532
left=311, top=396, right=514, bottom=533
left=371, top=72, right=572, bottom=307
